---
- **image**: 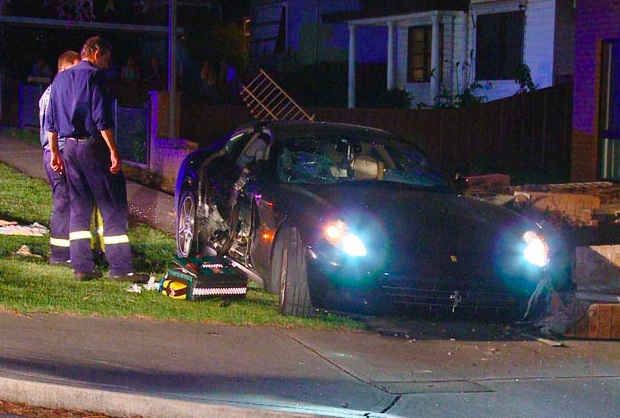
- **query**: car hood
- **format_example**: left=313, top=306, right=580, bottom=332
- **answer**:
left=272, top=182, right=536, bottom=256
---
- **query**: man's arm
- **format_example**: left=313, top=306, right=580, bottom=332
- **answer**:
left=100, top=128, right=121, bottom=174
left=48, top=131, right=64, bottom=173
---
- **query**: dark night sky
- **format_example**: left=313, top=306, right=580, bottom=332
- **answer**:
left=1, top=0, right=249, bottom=24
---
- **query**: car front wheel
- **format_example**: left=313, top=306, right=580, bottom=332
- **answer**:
left=271, top=226, right=315, bottom=318
left=176, top=190, right=197, bottom=258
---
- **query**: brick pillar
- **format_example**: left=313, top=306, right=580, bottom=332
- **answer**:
left=150, top=90, right=181, bottom=140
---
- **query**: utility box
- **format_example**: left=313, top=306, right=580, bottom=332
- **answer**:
left=160, top=256, right=247, bottom=301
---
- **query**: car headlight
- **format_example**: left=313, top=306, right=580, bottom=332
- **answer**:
left=522, top=230, right=549, bottom=267
left=323, top=220, right=367, bottom=257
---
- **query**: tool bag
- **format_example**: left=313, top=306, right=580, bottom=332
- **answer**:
left=160, top=256, right=247, bottom=301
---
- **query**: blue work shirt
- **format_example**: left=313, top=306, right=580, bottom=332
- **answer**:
left=44, top=60, right=114, bottom=140
left=39, top=84, right=54, bottom=149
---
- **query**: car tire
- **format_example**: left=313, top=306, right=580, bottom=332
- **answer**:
left=271, top=226, right=315, bottom=318
left=176, top=190, right=198, bottom=258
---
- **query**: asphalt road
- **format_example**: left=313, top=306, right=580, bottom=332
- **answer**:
left=1, top=312, right=620, bottom=418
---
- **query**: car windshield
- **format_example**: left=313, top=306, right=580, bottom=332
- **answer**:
left=275, top=135, right=449, bottom=189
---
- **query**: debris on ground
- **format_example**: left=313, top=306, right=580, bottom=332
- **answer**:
left=0, top=398, right=138, bottom=418
left=0, top=220, right=48, bottom=236
left=15, top=244, right=42, bottom=258
left=534, top=290, right=620, bottom=340
left=124, top=277, right=159, bottom=293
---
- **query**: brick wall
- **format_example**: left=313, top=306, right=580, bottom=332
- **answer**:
left=571, top=130, right=598, bottom=181
left=574, top=245, right=620, bottom=294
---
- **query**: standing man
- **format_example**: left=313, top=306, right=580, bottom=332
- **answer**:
left=39, top=50, right=81, bottom=265
left=45, top=36, right=147, bottom=283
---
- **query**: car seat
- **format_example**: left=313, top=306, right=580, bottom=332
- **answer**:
left=352, top=155, right=384, bottom=180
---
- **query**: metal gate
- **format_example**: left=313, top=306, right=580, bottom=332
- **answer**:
left=240, top=68, right=315, bottom=121
left=113, top=100, right=149, bottom=167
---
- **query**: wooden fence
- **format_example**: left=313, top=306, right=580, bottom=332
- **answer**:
left=181, top=83, right=573, bottom=184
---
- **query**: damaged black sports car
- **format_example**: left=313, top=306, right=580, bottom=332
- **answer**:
left=175, top=120, right=570, bottom=318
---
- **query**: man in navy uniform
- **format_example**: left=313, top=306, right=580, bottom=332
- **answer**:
left=45, top=36, right=147, bottom=283
left=39, top=50, right=81, bottom=265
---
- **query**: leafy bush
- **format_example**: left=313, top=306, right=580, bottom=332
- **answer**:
left=430, top=52, right=486, bottom=109
left=363, top=88, right=412, bottom=109
left=514, top=63, right=538, bottom=94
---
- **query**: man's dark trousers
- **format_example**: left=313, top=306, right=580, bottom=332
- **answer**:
left=43, top=148, right=71, bottom=263
left=64, top=137, right=132, bottom=275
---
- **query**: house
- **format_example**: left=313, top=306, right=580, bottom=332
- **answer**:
left=248, top=0, right=574, bottom=108
left=571, top=0, right=620, bottom=183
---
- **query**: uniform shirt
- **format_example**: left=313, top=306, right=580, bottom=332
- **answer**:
left=38, top=84, right=52, bottom=149
left=44, top=60, right=114, bottom=139
left=38, top=83, right=66, bottom=151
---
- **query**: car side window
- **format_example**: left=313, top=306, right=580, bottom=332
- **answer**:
left=225, top=132, right=256, bottom=161
left=236, top=133, right=270, bottom=168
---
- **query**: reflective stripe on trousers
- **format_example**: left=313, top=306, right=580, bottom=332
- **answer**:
left=50, top=237, right=70, bottom=248
left=103, top=235, right=129, bottom=245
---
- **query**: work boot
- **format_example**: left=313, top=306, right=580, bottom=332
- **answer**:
left=109, top=272, right=151, bottom=284
left=74, top=271, right=103, bottom=281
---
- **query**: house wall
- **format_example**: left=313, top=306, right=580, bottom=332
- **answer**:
left=251, top=0, right=386, bottom=65
left=571, top=0, right=620, bottom=182
left=392, top=0, right=567, bottom=106
left=313, top=1, right=388, bottom=65
left=468, top=0, right=561, bottom=103
left=451, top=12, right=470, bottom=92
left=395, top=12, right=467, bottom=107
left=523, top=0, right=556, bottom=88
left=250, top=0, right=572, bottom=109
left=554, top=0, right=575, bottom=84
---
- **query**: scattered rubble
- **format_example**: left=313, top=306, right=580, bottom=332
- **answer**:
left=15, top=244, right=42, bottom=258
left=0, top=220, right=48, bottom=236
left=467, top=176, right=620, bottom=340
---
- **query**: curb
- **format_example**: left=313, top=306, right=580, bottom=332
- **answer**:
left=0, top=376, right=335, bottom=418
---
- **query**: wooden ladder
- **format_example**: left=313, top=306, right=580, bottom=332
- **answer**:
left=240, top=68, right=315, bottom=121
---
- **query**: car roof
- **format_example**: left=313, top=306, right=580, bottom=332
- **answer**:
left=243, top=120, right=406, bottom=144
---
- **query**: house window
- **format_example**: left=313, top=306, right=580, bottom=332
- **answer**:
left=599, top=40, right=620, bottom=179
left=407, top=25, right=442, bottom=83
left=252, top=4, right=287, bottom=56
left=475, top=11, right=524, bottom=80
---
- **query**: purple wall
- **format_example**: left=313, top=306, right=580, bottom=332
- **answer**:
left=573, top=0, right=620, bottom=133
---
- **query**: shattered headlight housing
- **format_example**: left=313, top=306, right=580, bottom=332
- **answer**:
left=323, top=220, right=367, bottom=257
left=522, top=230, right=549, bottom=268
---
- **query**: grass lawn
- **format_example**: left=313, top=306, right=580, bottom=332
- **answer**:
left=0, top=161, right=365, bottom=331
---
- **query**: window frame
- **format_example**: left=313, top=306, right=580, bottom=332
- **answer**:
left=251, top=3, right=288, bottom=56
left=407, top=25, right=443, bottom=83
left=475, top=11, right=525, bottom=80
left=599, top=39, right=620, bottom=179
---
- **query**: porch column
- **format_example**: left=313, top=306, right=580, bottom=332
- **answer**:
left=430, top=14, right=440, bottom=105
left=387, top=20, right=395, bottom=91
left=348, top=23, right=356, bottom=108
left=461, top=11, right=469, bottom=94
